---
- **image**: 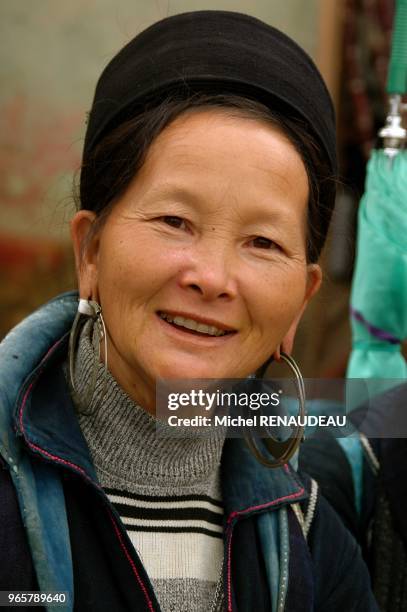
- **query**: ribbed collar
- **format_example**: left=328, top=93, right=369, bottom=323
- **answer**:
left=73, top=321, right=225, bottom=487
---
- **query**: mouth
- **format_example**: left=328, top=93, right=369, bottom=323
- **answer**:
left=157, top=311, right=237, bottom=338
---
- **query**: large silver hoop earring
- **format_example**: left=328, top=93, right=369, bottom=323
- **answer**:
left=68, top=298, right=108, bottom=415
left=244, top=352, right=306, bottom=468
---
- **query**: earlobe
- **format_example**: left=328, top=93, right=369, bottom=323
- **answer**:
left=70, top=210, right=99, bottom=299
left=272, top=345, right=281, bottom=361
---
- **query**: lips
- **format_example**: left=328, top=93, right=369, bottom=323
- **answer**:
left=157, top=311, right=236, bottom=337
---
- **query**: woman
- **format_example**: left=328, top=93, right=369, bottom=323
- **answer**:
left=0, top=10, right=377, bottom=612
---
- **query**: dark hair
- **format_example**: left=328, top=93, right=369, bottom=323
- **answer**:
left=78, top=93, right=336, bottom=262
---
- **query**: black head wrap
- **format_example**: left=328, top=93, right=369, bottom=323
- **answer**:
left=82, top=10, right=337, bottom=216
left=84, top=11, right=336, bottom=166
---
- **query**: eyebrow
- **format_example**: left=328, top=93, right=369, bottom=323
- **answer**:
left=142, top=183, right=305, bottom=231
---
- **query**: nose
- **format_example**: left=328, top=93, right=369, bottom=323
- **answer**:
left=177, top=242, right=238, bottom=301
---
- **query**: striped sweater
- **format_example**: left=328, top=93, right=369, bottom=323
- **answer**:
left=71, top=323, right=225, bottom=611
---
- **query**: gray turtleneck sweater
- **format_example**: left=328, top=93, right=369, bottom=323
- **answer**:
left=70, top=323, right=225, bottom=612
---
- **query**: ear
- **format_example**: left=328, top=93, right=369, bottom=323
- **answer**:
left=70, top=210, right=99, bottom=300
left=273, top=264, right=322, bottom=360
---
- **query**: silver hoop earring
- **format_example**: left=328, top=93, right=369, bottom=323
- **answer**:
left=244, top=352, right=306, bottom=469
left=68, top=298, right=108, bottom=415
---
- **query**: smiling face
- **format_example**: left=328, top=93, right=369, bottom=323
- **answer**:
left=72, top=109, right=321, bottom=412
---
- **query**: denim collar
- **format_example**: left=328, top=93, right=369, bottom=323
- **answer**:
left=3, top=292, right=307, bottom=516
left=221, top=438, right=307, bottom=519
left=0, top=292, right=78, bottom=466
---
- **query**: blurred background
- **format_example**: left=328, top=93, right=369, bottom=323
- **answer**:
left=1, top=0, right=403, bottom=375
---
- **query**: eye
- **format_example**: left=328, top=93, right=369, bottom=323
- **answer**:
left=251, top=236, right=279, bottom=250
left=161, top=216, right=186, bottom=229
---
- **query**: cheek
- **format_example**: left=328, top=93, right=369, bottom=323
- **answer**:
left=248, top=269, right=307, bottom=334
left=96, top=231, right=184, bottom=309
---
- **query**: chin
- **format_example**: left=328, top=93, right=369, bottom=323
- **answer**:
left=154, top=361, right=227, bottom=382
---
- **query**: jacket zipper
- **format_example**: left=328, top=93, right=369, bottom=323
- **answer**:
left=225, top=516, right=237, bottom=612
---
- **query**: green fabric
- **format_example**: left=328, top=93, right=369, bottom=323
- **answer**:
left=347, top=150, right=407, bottom=381
left=387, top=0, right=407, bottom=94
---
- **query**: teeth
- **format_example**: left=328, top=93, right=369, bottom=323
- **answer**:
left=160, top=313, right=228, bottom=336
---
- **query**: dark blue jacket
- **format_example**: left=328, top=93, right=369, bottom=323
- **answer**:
left=300, top=383, right=407, bottom=612
left=0, top=293, right=378, bottom=611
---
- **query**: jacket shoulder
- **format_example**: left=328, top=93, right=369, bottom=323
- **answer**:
left=0, top=292, right=77, bottom=465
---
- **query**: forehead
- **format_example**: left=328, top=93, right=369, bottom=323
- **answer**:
left=120, top=109, right=309, bottom=224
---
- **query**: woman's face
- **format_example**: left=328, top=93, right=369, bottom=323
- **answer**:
left=72, top=109, right=321, bottom=411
